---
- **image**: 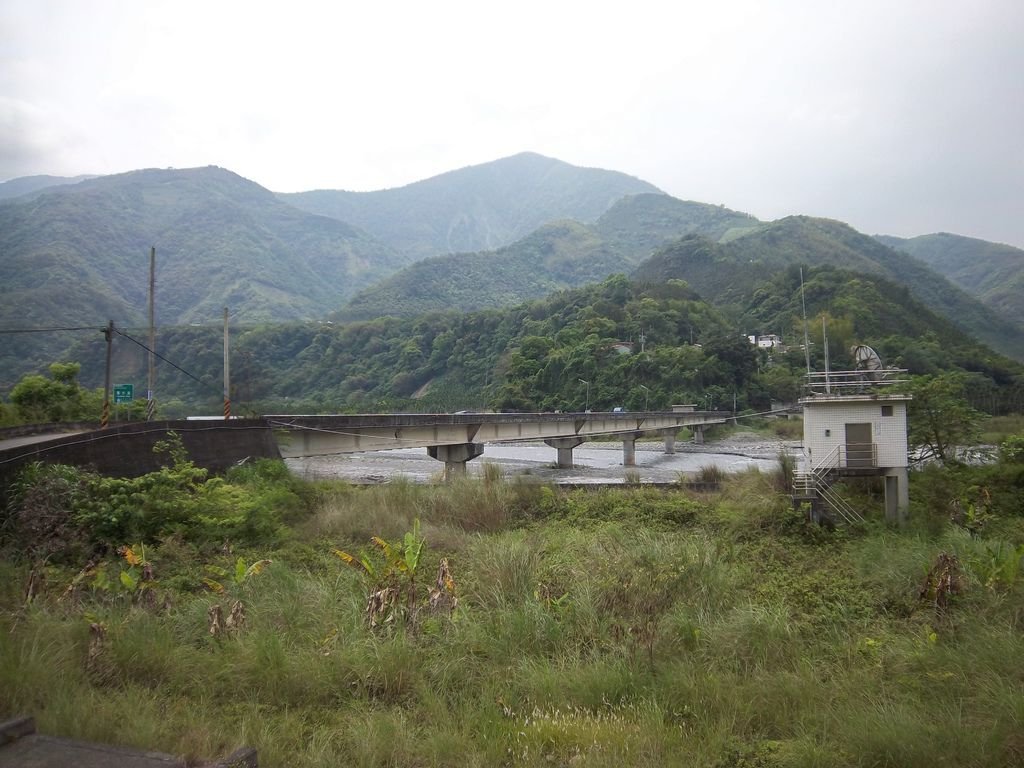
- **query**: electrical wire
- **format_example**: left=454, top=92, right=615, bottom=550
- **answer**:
left=0, top=326, right=101, bottom=334
left=113, top=327, right=224, bottom=397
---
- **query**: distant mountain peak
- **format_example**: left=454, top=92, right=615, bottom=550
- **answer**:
left=280, top=153, right=662, bottom=261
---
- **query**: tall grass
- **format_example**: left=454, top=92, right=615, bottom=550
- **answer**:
left=2, top=468, right=1023, bottom=766
left=980, top=414, right=1024, bottom=444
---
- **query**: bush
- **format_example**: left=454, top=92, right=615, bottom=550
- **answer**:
left=2, top=462, right=90, bottom=562
left=5, top=442, right=299, bottom=559
left=999, top=434, right=1024, bottom=464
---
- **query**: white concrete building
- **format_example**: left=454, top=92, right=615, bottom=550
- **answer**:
left=798, top=371, right=911, bottom=523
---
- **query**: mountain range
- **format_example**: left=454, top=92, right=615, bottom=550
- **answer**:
left=335, top=193, right=1024, bottom=361
left=279, top=152, right=661, bottom=261
left=335, top=195, right=759, bottom=321
left=877, top=233, right=1024, bottom=326
left=1, top=152, right=1022, bottom=394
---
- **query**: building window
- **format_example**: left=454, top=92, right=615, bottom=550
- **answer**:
left=881, top=405, right=894, bottom=416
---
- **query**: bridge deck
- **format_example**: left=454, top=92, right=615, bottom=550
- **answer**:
left=266, top=410, right=728, bottom=458
left=0, top=411, right=730, bottom=479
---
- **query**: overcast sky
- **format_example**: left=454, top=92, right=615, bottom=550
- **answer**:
left=2, top=0, right=1022, bottom=247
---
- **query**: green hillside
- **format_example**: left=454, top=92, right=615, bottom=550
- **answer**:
left=634, top=218, right=1024, bottom=361
left=335, top=220, right=620, bottom=321
left=66, top=265, right=1023, bottom=419
left=280, top=152, right=662, bottom=261
left=592, top=192, right=761, bottom=249
left=335, top=206, right=1024, bottom=364
left=0, top=166, right=405, bottom=390
left=336, top=194, right=761, bottom=321
left=4, top=157, right=1024, bottom=413
left=878, top=232, right=1024, bottom=325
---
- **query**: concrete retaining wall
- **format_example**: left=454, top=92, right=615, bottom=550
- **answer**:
left=0, top=419, right=281, bottom=493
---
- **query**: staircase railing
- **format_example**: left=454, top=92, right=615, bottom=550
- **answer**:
left=816, top=484, right=865, bottom=524
left=793, top=445, right=842, bottom=493
left=792, top=445, right=865, bottom=524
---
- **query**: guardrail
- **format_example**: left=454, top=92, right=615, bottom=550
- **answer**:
left=802, top=369, right=909, bottom=394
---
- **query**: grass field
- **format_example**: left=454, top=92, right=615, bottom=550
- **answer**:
left=2, top=463, right=1023, bottom=767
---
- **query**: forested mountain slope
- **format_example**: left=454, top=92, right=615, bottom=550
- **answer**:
left=335, top=220, right=620, bottom=321
left=591, top=192, right=760, bottom=249
left=279, top=152, right=661, bottom=261
left=633, top=218, right=1024, bottom=361
left=69, top=266, right=1023, bottom=418
left=0, top=166, right=404, bottom=390
left=336, top=194, right=761, bottom=320
left=877, top=232, right=1024, bottom=325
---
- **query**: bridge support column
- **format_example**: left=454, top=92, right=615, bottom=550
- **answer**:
left=427, top=443, right=484, bottom=480
left=883, top=467, right=909, bottom=525
left=691, top=426, right=705, bottom=445
left=622, top=434, right=640, bottom=467
left=662, top=430, right=676, bottom=454
left=544, top=437, right=585, bottom=468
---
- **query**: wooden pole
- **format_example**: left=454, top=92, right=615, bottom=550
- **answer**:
left=101, top=320, right=113, bottom=428
left=147, top=247, right=156, bottom=420
left=223, top=307, right=230, bottom=419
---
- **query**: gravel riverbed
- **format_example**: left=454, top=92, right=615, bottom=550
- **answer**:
left=286, top=431, right=802, bottom=484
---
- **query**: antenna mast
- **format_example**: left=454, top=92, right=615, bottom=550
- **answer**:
left=800, top=267, right=811, bottom=375
left=822, top=315, right=831, bottom=394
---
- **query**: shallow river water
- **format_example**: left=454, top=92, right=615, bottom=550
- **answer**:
left=285, top=433, right=802, bottom=484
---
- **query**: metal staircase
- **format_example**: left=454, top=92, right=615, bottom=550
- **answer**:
left=792, top=446, right=865, bottom=524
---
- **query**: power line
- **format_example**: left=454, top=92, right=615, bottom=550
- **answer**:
left=113, top=327, right=224, bottom=397
left=0, top=323, right=234, bottom=404
left=0, top=326, right=101, bottom=334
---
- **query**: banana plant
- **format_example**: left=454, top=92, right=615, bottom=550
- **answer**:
left=202, top=556, right=272, bottom=593
left=333, top=519, right=426, bottom=627
left=334, top=519, right=424, bottom=583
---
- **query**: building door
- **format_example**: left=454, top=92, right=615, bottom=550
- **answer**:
left=845, top=423, right=873, bottom=467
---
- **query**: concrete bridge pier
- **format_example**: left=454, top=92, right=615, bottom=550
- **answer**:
left=544, top=437, right=585, bottom=468
left=622, top=433, right=642, bottom=467
left=427, top=442, right=484, bottom=480
left=691, top=425, right=706, bottom=445
left=662, top=430, right=677, bottom=454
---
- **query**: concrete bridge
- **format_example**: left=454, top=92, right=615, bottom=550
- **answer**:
left=267, top=406, right=729, bottom=478
left=0, top=407, right=729, bottom=485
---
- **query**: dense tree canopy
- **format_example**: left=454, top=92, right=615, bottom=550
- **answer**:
left=907, top=373, right=986, bottom=465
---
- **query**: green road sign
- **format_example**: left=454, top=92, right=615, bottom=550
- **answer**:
left=113, top=384, right=134, bottom=404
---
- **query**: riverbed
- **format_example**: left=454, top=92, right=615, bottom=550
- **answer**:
left=285, top=431, right=802, bottom=484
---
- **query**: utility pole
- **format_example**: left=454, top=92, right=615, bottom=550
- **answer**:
left=800, top=267, right=812, bottom=375
left=578, top=378, right=590, bottom=412
left=822, top=316, right=831, bottom=394
left=223, top=307, right=231, bottom=419
left=101, top=320, right=113, bottom=428
left=147, top=246, right=156, bottom=421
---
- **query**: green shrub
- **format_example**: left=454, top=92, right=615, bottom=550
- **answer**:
left=999, top=434, right=1024, bottom=464
left=2, top=462, right=90, bottom=562
left=6, top=441, right=296, bottom=557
